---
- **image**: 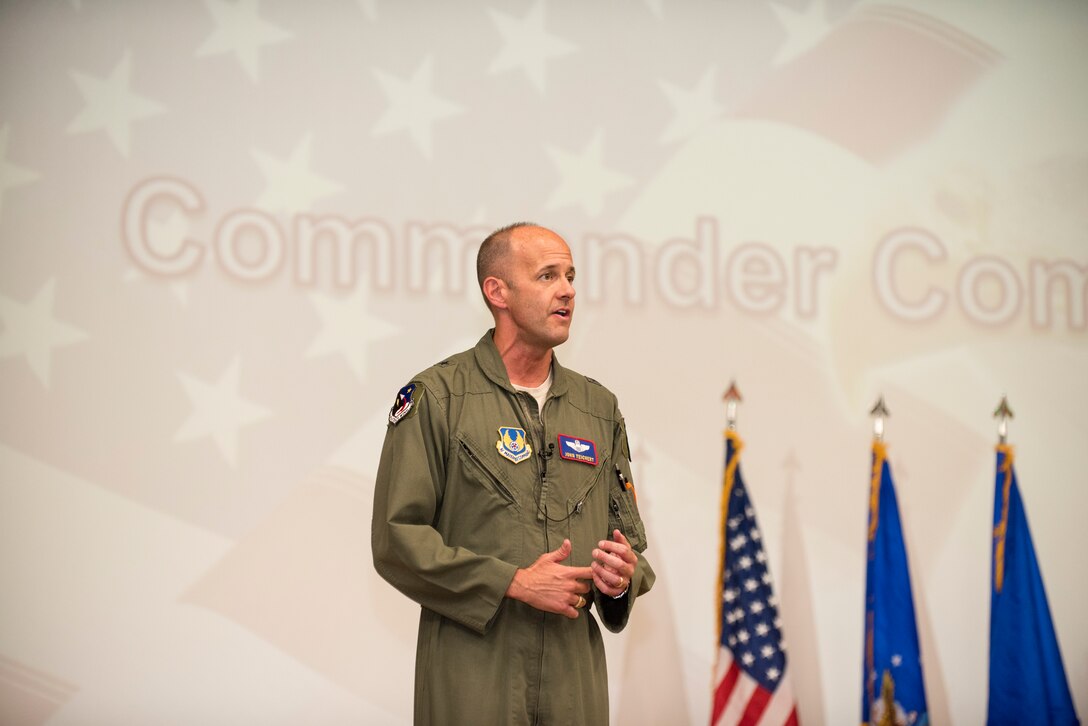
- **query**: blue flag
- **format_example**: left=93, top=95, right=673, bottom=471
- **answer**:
left=862, top=441, right=928, bottom=726
left=987, top=445, right=1080, bottom=725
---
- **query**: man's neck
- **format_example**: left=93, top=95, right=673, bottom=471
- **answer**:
left=492, top=330, right=553, bottom=387
left=504, top=352, right=552, bottom=387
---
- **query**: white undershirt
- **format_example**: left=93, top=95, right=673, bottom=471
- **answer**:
left=512, top=369, right=553, bottom=420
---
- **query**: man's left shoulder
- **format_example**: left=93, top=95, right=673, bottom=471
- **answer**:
left=562, top=368, right=620, bottom=409
left=569, top=367, right=612, bottom=391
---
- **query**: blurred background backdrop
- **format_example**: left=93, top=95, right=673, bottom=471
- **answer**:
left=1, top=0, right=1085, bottom=723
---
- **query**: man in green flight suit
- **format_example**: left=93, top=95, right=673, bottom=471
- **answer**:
left=372, top=222, right=655, bottom=725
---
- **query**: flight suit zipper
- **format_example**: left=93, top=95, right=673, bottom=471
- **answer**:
left=511, top=388, right=551, bottom=726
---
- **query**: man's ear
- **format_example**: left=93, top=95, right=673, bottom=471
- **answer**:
left=482, top=276, right=508, bottom=310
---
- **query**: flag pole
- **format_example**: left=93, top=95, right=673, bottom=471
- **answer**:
left=869, top=395, right=889, bottom=442
left=723, top=380, right=742, bottom=431
left=992, top=395, right=1015, bottom=593
left=714, top=381, right=742, bottom=689
left=993, top=395, right=1013, bottom=444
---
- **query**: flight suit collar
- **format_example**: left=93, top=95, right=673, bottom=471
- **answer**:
left=473, top=330, right=570, bottom=399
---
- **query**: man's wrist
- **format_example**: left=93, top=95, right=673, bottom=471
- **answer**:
left=505, top=568, right=526, bottom=601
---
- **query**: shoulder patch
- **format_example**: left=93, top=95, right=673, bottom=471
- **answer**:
left=388, top=383, right=417, bottom=425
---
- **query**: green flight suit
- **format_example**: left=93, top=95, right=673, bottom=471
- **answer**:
left=372, top=331, right=655, bottom=725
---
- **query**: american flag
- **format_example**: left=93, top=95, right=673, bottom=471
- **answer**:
left=712, top=430, right=799, bottom=726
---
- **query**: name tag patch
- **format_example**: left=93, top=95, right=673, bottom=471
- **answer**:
left=557, top=434, right=598, bottom=465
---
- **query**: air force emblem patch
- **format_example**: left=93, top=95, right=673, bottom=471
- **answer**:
left=388, top=383, right=416, bottom=425
left=497, top=427, right=532, bottom=463
left=557, top=434, right=598, bottom=465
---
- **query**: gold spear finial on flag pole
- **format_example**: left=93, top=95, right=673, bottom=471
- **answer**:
left=723, top=380, right=742, bottom=431
left=993, top=395, right=1014, bottom=444
left=870, top=396, right=890, bottom=442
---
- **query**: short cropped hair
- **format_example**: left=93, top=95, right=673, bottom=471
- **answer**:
left=476, top=222, right=537, bottom=306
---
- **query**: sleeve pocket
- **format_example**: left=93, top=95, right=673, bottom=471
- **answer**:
left=608, top=484, right=647, bottom=553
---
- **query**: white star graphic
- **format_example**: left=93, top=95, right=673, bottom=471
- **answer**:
left=252, top=133, right=343, bottom=215
left=195, top=0, right=292, bottom=83
left=546, top=130, right=633, bottom=216
left=67, top=50, right=165, bottom=157
left=488, top=0, right=576, bottom=94
left=0, top=124, right=40, bottom=220
left=659, top=66, right=725, bottom=144
left=356, top=0, right=377, bottom=21
left=326, top=409, right=390, bottom=475
left=0, top=279, right=87, bottom=387
left=305, top=286, right=399, bottom=383
left=769, top=0, right=833, bottom=66
left=767, top=666, right=781, bottom=681
left=175, top=357, right=272, bottom=467
left=371, top=56, right=463, bottom=159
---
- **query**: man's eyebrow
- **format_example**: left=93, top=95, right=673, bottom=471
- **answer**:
left=535, top=263, right=576, bottom=275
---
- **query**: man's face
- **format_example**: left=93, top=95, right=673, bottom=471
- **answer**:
left=502, top=227, right=576, bottom=351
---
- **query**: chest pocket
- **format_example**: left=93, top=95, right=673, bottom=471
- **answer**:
left=447, top=430, right=526, bottom=566
left=456, top=431, right=521, bottom=510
